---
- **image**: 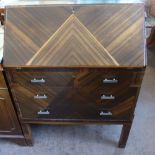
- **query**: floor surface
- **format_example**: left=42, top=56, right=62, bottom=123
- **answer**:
left=0, top=26, right=155, bottom=155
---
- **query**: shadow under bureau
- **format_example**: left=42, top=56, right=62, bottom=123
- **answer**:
left=3, top=1, right=146, bottom=148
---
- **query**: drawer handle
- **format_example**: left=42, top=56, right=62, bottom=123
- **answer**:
left=37, top=110, right=50, bottom=115
left=34, top=94, right=48, bottom=99
left=103, top=78, right=118, bottom=84
left=31, top=78, right=45, bottom=83
left=100, top=111, right=112, bottom=116
left=101, top=94, right=115, bottom=100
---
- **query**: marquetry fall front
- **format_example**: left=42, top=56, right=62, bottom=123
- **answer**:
left=3, top=2, right=146, bottom=148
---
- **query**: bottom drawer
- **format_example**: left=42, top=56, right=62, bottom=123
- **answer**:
left=12, top=85, right=137, bottom=121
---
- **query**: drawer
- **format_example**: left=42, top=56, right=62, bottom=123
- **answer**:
left=7, top=68, right=143, bottom=121
left=11, top=70, right=75, bottom=87
left=0, top=72, right=7, bottom=88
left=80, top=85, right=138, bottom=108
left=9, top=69, right=144, bottom=89
left=12, top=84, right=137, bottom=121
left=13, top=86, right=98, bottom=119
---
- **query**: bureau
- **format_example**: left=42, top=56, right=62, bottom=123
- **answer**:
left=3, top=0, right=146, bottom=148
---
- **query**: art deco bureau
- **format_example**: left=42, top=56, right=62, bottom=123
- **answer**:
left=3, top=0, right=146, bottom=148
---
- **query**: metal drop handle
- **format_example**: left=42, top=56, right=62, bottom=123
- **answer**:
left=34, top=94, right=48, bottom=99
left=103, top=78, right=118, bottom=84
left=100, top=111, right=112, bottom=116
left=37, top=110, right=50, bottom=115
left=101, top=94, right=115, bottom=100
left=31, top=78, right=45, bottom=83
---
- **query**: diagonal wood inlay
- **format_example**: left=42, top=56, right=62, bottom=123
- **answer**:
left=4, top=5, right=145, bottom=67
left=26, top=14, right=119, bottom=66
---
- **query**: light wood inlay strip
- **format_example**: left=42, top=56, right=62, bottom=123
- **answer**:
left=26, top=14, right=119, bottom=66
left=72, top=15, right=119, bottom=66
left=26, top=14, right=73, bottom=65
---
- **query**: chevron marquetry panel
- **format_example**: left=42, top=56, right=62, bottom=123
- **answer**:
left=7, top=69, right=142, bottom=120
left=26, top=14, right=119, bottom=66
left=4, top=5, right=145, bottom=67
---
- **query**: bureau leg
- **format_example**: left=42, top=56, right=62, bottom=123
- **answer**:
left=118, top=123, right=132, bottom=148
left=21, top=124, right=33, bottom=146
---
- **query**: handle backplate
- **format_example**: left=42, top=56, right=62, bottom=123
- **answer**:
left=37, top=110, right=50, bottom=115
left=34, top=94, right=47, bottom=99
left=103, top=78, right=118, bottom=84
left=101, top=94, right=115, bottom=100
left=100, top=111, right=112, bottom=116
left=31, top=78, right=45, bottom=83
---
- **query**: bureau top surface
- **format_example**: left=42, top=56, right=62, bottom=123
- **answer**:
left=3, top=4, right=146, bottom=68
left=0, top=0, right=143, bottom=7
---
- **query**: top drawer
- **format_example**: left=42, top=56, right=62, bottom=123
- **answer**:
left=0, top=72, right=7, bottom=88
left=7, top=68, right=144, bottom=88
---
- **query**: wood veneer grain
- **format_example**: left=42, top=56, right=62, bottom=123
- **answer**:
left=4, top=4, right=145, bottom=67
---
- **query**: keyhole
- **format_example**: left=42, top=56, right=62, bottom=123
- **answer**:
left=72, top=7, right=75, bottom=14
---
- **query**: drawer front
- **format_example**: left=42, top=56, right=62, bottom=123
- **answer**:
left=12, top=85, right=137, bottom=120
left=10, top=69, right=144, bottom=89
left=11, top=71, right=75, bottom=87
left=0, top=72, right=7, bottom=88
left=13, top=86, right=99, bottom=119
left=8, top=69, right=143, bottom=121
